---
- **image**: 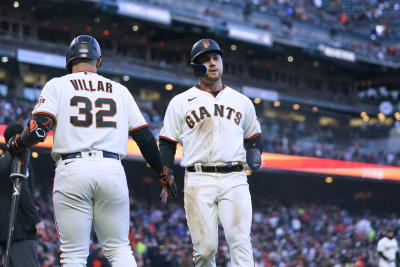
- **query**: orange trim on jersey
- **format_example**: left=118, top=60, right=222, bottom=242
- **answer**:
left=245, top=133, right=261, bottom=140
left=32, top=112, right=57, bottom=124
left=195, top=84, right=226, bottom=98
left=129, top=124, right=148, bottom=134
left=159, top=135, right=178, bottom=144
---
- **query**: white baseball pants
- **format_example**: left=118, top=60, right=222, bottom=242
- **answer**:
left=184, top=170, right=254, bottom=267
left=379, top=260, right=396, bottom=267
left=53, top=157, right=137, bottom=267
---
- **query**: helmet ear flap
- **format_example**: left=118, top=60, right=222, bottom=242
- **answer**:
left=191, top=63, right=208, bottom=78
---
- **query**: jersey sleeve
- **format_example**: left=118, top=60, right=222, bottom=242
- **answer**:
left=32, top=79, right=58, bottom=122
left=377, top=239, right=384, bottom=252
left=243, top=99, right=261, bottom=140
left=126, top=91, right=148, bottom=134
left=159, top=97, right=182, bottom=143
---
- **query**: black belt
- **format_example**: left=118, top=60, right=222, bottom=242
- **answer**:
left=186, top=164, right=244, bottom=173
left=61, top=151, right=120, bottom=161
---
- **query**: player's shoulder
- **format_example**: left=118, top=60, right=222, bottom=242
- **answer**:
left=224, top=85, right=252, bottom=103
left=41, top=76, right=65, bottom=91
left=95, top=73, right=131, bottom=94
left=169, top=86, right=198, bottom=103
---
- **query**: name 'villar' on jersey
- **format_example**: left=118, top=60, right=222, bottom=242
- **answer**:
left=70, top=79, right=113, bottom=93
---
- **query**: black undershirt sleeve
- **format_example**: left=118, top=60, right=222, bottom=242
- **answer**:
left=378, top=251, right=389, bottom=261
left=244, top=135, right=263, bottom=152
left=159, top=138, right=177, bottom=175
left=130, top=127, right=164, bottom=175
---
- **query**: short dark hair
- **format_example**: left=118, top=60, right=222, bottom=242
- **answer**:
left=4, top=124, right=24, bottom=143
left=71, top=58, right=97, bottom=67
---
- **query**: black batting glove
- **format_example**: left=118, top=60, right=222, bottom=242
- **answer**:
left=159, top=166, right=177, bottom=202
left=7, top=134, right=25, bottom=155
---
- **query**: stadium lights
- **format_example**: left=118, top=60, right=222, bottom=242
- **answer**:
left=230, top=44, right=237, bottom=51
left=312, top=106, right=318, bottom=112
left=292, top=104, right=300, bottom=110
left=245, top=169, right=252, bottom=176
left=325, top=177, right=333, bottom=183
left=13, top=1, right=19, bottom=8
left=122, top=75, right=130, bottom=82
left=253, top=98, right=261, bottom=104
left=378, top=113, right=386, bottom=121
left=287, top=56, right=294, bottom=63
left=165, top=84, right=173, bottom=91
left=273, top=101, right=280, bottom=107
left=132, top=25, right=139, bottom=32
left=1, top=57, right=8, bottom=63
left=31, top=151, right=39, bottom=158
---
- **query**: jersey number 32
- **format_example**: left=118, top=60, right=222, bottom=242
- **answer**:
left=70, top=96, right=116, bottom=128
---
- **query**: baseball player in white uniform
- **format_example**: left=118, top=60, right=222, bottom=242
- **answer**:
left=159, top=39, right=262, bottom=267
left=7, top=35, right=177, bottom=267
left=377, top=230, right=399, bottom=267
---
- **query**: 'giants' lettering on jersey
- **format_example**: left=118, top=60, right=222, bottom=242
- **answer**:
left=69, top=79, right=112, bottom=93
left=185, top=104, right=242, bottom=128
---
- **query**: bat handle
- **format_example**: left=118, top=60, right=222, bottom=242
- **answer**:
left=10, top=149, right=30, bottom=181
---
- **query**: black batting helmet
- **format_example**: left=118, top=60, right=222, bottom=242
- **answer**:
left=190, top=39, right=222, bottom=77
left=191, top=39, right=222, bottom=63
left=66, top=35, right=101, bottom=73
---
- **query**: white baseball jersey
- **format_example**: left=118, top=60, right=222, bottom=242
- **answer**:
left=378, top=236, right=399, bottom=267
left=32, top=71, right=147, bottom=161
left=160, top=85, right=261, bottom=167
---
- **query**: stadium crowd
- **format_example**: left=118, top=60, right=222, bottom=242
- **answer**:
left=0, top=188, right=397, bottom=267
left=2, top=98, right=400, bottom=166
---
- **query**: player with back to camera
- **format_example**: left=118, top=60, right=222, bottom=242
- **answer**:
left=6, top=35, right=177, bottom=267
left=159, top=39, right=263, bottom=267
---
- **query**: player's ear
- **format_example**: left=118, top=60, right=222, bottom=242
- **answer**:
left=96, top=57, right=102, bottom=70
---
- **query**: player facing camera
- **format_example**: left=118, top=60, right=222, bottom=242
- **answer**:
left=190, top=39, right=223, bottom=78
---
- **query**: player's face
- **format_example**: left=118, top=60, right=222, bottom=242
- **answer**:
left=387, top=231, right=394, bottom=238
left=197, top=52, right=223, bottom=82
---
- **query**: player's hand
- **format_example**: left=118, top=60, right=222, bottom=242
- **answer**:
left=7, top=134, right=25, bottom=155
left=159, top=167, right=177, bottom=203
left=35, top=221, right=45, bottom=237
left=160, top=188, right=169, bottom=204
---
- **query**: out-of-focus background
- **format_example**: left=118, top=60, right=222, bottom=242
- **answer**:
left=1, top=0, right=400, bottom=266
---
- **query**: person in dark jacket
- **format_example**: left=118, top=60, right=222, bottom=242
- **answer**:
left=0, top=124, right=44, bottom=267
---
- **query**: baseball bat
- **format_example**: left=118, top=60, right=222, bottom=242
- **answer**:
left=4, top=149, right=30, bottom=267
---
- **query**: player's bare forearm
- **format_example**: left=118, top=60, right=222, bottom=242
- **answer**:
left=19, top=127, right=39, bottom=147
